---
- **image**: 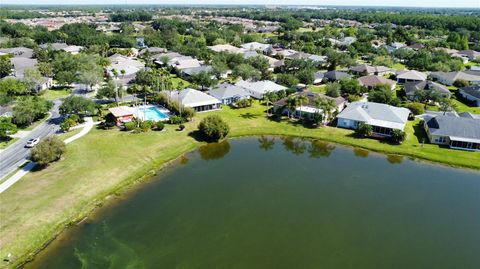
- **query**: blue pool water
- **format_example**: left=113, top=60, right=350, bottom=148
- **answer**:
left=139, top=107, right=169, bottom=121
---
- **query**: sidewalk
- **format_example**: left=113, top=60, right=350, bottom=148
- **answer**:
left=0, top=117, right=95, bottom=194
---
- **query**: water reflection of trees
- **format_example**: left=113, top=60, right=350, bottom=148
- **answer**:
left=353, top=148, right=370, bottom=158
left=281, top=137, right=307, bottom=155
left=179, top=155, right=189, bottom=165
left=198, top=140, right=231, bottom=160
left=258, top=136, right=275, bottom=151
left=387, top=154, right=404, bottom=164
left=308, top=140, right=336, bottom=158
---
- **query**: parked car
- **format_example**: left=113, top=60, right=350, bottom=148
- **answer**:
left=25, top=138, right=40, bottom=148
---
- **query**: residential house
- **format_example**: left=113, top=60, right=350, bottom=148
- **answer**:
left=313, top=71, right=325, bottom=84
left=0, top=47, right=34, bottom=58
left=273, top=91, right=346, bottom=122
left=107, top=54, right=145, bottom=84
left=349, top=64, right=392, bottom=76
left=459, top=112, right=480, bottom=120
left=241, top=42, right=272, bottom=52
left=108, top=106, right=135, bottom=125
left=430, top=71, right=480, bottom=86
left=323, top=70, right=352, bottom=81
left=406, top=43, right=425, bottom=50
left=358, top=75, right=396, bottom=90
left=404, top=81, right=451, bottom=100
left=424, top=115, right=480, bottom=151
left=209, top=83, right=250, bottom=105
left=139, top=47, right=167, bottom=55
left=336, top=102, right=410, bottom=137
left=457, top=50, right=480, bottom=61
left=208, top=44, right=245, bottom=54
left=459, top=85, right=480, bottom=106
left=329, top=37, right=357, bottom=47
left=153, top=52, right=202, bottom=71
left=168, top=88, right=221, bottom=112
left=235, top=80, right=287, bottom=99
left=396, top=70, right=427, bottom=84
left=181, top=65, right=214, bottom=77
left=39, top=43, right=83, bottom=54
left=10, top=57, right=38, bottom=78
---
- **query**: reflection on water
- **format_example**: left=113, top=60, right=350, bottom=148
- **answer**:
left=198, top=140, right=231, bottom=160
left=258, top=136, right=275, bottom=151
left=387, top=154, right=404, bottom=164
left=353, top=148, right=370, bottom=158
left=308, top=140, right=336, bottom=158
left=179, top=155, right=189, bottom=165
left=281, top=137, right=307, bottom=155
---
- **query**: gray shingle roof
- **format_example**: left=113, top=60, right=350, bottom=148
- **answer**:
left=209, top=83, right=250, bottom=100
left=460, top=85, right=480, bottom=99
left=404, top=81, right=451, bottom=96
left=324, top=70, right=352, bottom=81
left=337, top=101, right=410, bottom=130
left=426, top=115, right=480, bottom=142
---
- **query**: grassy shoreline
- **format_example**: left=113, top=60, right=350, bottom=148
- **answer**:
left=1, top=103, right=479, bottom=268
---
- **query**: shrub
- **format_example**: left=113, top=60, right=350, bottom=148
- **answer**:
left=124, top=121, right=136, bottom=131
left=390, top=129, right=406, bottom=144
left=169, top=115, right=186, bottom=124
left=453, top=79, right=469, bottom=88
left=60, top=118, right=76, bottom=132
left=178, top=124, right=185, bottom=131
left=181, top=107, right=196, bottom=120
left=355, top=122, right=372, bottom=138
left=154, top=121, right=165, bottom=131
left=325, top=82, right=341, bottom=98
left=140, top=120, right=154, bottom=132
left=31, top=136, right=66, bottom=166
left=405, top=102, right=425, bottom=115
left=234, top=98, right=253, bottom=108
left=198, top=115, right=230, bottom=141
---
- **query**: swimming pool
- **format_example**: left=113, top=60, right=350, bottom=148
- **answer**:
left=138, top=106, right=170, bottom=121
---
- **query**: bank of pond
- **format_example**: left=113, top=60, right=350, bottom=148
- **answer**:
left=26, top=137, right=480, bottom=269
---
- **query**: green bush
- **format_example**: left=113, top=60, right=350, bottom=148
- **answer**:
left=405, top=102, right=425, bottom=115
left=453, top=79, right=469, bottom=88
left=178, top=124, right=185, bottom=131
left=124, top=121, right=136, bottom=131
left=154, top=121, right=165, bottom=131
left=140, top=120, right=154, bottom=132
left=198, top=115, right=230, bottom=141
left=390, top=129, right=406, bottom=144
left=234, top=98, right=253, bottom=108
left=355, top=122, right=372, bottom=138
left=169, top=115, right=186, bottom=124
left=60, top=118, right=77, bottom=132
left=31, top=136, right=66, bottom=166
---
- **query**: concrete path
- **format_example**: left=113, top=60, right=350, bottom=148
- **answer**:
left=0, top=117, right=95, bottom=194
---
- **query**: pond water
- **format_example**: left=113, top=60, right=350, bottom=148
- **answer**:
left=27, top=137, right=480, bottom=269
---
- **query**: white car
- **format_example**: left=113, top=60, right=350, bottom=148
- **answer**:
left=25, top=138, right=40, bottom=148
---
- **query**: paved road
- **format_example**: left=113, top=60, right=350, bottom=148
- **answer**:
left=0, top=100, right=63, bottom=180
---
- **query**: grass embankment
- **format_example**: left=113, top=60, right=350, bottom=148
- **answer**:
left=1, top=102, right=479, bottom=268
left=0, top=138, right=19, bottom=150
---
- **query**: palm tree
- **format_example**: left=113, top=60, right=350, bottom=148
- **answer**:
left=295, top=94, right=309, bottom=120
left=286, top=96, right=298, bottom=119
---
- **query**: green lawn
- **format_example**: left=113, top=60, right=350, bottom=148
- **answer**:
left=1, top=102, right=479, bottom=268
left=41, top=89, right=71, bottom=101
left=169, top=74, right=190, bottom=89
left=307, top=85, right=327, bottom=94
left=392, top=63, right=406, bottom=70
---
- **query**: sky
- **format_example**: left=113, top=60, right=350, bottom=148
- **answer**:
left=2, top=0, right=479, bottom=8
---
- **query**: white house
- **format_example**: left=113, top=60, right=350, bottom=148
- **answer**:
left=336, top=102, right=410, bottom=137
left=235, top=80, right=287, bottom=99
left=209, top=83, right=250, bottom=105
left=168, top=88, right=221, bottom=112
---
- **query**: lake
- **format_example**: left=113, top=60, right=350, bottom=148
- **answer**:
left=26, top=137, right=480, bottom=269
